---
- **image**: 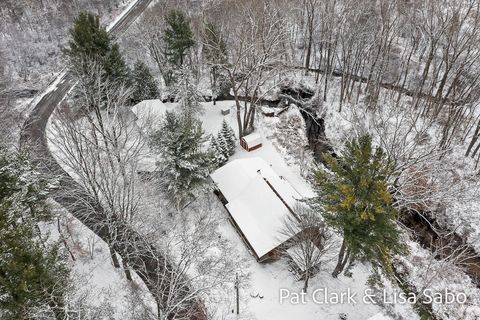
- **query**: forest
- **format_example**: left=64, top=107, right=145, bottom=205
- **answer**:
left=1, top=0, right=480, bottom=319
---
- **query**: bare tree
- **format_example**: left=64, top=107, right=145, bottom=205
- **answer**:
left=217, top=0, right=288, bottom=137
left=49, top=58, right=146, bottom=271
left=282, top=204, right=334, bottom=293
left=302, top=0, right=319, bottom=73
left=135, top=4, right=172, bottom=87
left=132, top=190, right=246, bottom=320
left=396, top=231, right=480, bottom=314
left=0, top=49, right=22, bottom=148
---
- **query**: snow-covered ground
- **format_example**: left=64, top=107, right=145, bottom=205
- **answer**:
left=43, top=201, right=156, bottom=319
left=192, top=100, right=418, bottom=320
left=47, top=96, right=477, bottom=319
left=199, top=100, right=313, bottom=198
left=287, top=74, right=480, bottom=320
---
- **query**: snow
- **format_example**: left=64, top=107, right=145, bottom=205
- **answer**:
left=287, top=73, right=480, bottom=320
left=367, top=313, right=392, bottom=320
left=46, top=201, right=157, bottom=318
left=201, top=100, right=415, bottom=319
left=46, top=97, right=420, bottom=319
left=217, top=213, right=402, bottom=320
left=23, top=71, right=67, bottom=117
left=106, top=0, right=140, bottom=32
left=211, top=157, right=303, bottom=202
left=131, top=99, right=167, bottom=130
left=211, top=157, right=302, bottom=260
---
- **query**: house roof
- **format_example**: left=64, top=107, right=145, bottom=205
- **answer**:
left=241, top=132, right=262, bottom=146
left=211, top=157, right=302, bottom=259
left=131, top=99, right=167, bottom=129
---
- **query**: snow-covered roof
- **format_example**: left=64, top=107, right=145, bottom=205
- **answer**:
left=211, top=157, right=302, bottom=260
left=241, top=132, right=262, bottom=147
left=131, top=99, right=167, bottom=129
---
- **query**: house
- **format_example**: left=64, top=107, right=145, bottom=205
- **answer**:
left=210, top=157, right=302, bottom=262
left=240, top=132, right=262, bottom=152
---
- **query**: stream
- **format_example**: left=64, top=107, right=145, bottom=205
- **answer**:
left=257, top=85, right=480, bottom=289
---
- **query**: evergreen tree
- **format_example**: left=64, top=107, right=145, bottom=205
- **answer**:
left=311, top=135, right=407, bottom=278
left=164, top=9, right=195, bottom=66
left=0, top=149, right=69, bottom=319
left=216, top=131, right=229, bottom=159
left=65, top=12, right=129, bottom=83
left=220, top=119, right=236, bottom=155
left=131, top=60, right=159, bottom=105
left=210, top=136, right=227, bottom=167
left=104, top=43, right=130, bottom=82
left=173, top=67, right=204, bottom=117
left=203, top=21, right=228, bottom=104
left=64, top=12, right=110, bottom=59
left=150, top=112, right=214, bottom=210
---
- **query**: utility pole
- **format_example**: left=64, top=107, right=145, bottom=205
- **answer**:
left=235, top=272, right=240, bottom=314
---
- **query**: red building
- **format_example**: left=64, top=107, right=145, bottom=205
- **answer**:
left=240, top=132, right=262, bottom=152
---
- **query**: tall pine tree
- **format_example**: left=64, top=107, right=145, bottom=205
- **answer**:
left=104, top=43, right=130, bottom=82
left=203, top=21, right=228, bottom=104
left=311, top=135, right=407, bottom=278
left=164, top=9, right=195, bottom=66
left=65, top=12, right=129, bottom=83
left=131, top=60, right=159, bottom=105
left=0, top=149, right=69, bottom=319
left=150, top=112, right=214, bottom=210
left=64, top=12, right=110, bottom=59
left=173, top=67, right=204, bottom=116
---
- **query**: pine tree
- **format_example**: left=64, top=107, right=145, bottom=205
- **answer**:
left=311, top=135, right=407, bottom=278
left=0, top=149, right=69, bottom=319
left=220, top=119, right=237, bottom=155
left=65, top=12, right=130, bottom=84
left=210, top=136, right=227, bottom=167
left=173, top=67, right=204, bottom=117
left=203, top=21, right=228, bottom=104
left=150, top=112, right=214, bottom=210
left=131, top=60, right=159, bottom=105
left=64, top=12, right=110, bottom=59
left=164, top=9, right=195, bottom=66
left=216, top=131, right=229, bottom=159
left=104, top=43, right=130, bottom=82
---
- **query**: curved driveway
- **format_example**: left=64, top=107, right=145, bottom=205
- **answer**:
left=19, top=1, right=204, bottom=318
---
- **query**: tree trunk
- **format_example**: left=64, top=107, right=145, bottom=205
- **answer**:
left=303, top=269, right=310, bottom=293
left=212, top=66, right=217, bottom=106
left=466, top=119, right=480, bottom=157
left=332, top=239, right=349, bottom=278
left=110, top=248, right=120, bottom=268
left=125, top=266, right=133, bottom=281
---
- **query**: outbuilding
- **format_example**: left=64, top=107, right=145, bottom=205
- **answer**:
left=240, top=132, right=262, bottom=152
left=211, top=157, right=303, bottom=262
